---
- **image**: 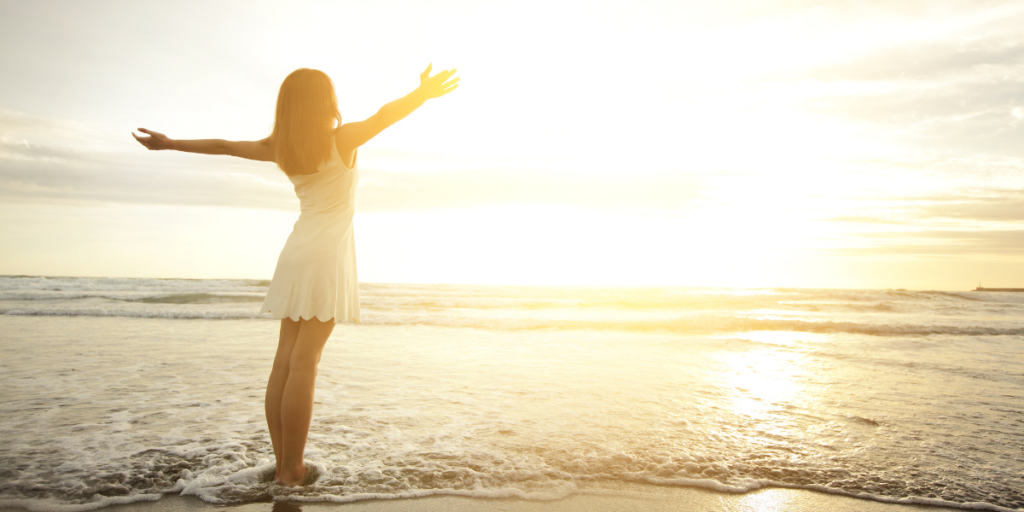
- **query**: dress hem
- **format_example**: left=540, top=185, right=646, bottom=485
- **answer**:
left=260, top=309, right=361, bottom=324
left=259, top=301, right=360, bottom=324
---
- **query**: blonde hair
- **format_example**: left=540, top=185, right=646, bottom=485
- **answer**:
left=271, top=68, right=341, bottom=176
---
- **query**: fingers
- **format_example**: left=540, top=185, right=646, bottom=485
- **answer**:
left=419, top=64, right=459, bottom=98
left=424, top=68, right=457, bottom=83
left=434, top=69, right=457, bottom=82
left=437, top=77, right=459, bottom=92
left=132, top=132, right=152, bottom=149
left=138, top=127, right=166, bottom=138
left=437, top=83, right=459, bottom=97
left=425, top=79, right=459, bottom=98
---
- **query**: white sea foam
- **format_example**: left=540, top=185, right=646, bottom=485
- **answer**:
left=4, top=302, right=1023, bottom=337
left=1, top=278, right=1023, bottom=511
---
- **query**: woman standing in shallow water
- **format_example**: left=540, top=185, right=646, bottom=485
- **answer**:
left=133, top=65, right=459, bottom=486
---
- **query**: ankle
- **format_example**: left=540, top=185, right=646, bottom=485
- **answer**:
left=279, top=463, right=306, bottom=478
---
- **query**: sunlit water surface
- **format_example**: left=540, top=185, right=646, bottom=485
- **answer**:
left=0, top=277, right=1022, bottom=511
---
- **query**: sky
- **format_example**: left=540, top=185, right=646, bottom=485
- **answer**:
left=1, top=0, right=1022, bottom=289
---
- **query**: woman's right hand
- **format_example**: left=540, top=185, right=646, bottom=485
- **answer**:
left=132, top=128, right=175, bottom=150
left=417, top=64, right=459, bottom=99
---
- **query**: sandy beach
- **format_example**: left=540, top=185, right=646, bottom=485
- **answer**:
left=0, top=485, right=969, bottom=512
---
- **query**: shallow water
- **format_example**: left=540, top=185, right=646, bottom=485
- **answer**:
left=0, top=277, right=1022, bottom=511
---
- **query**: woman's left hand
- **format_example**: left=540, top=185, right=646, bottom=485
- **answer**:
left=417, top=64, right=459, bottom=99
left=132, top=128, right=175, bottom=150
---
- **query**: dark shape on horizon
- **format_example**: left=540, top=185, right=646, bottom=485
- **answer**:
left=974, top=285, right=1024, bottom=292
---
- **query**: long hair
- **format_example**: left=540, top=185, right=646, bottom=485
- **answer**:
left=270, top=69, right=341, bottom=176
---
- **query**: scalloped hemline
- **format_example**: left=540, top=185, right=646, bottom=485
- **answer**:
left=260, top=309, right=361, bottom=324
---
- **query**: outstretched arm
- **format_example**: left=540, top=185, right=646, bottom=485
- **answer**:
left=336, top=64, right=459, bottom=154
left=132, top=128, right=274, bottom=162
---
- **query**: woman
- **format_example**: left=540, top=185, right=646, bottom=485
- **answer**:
left=133, top=65, right=459, bottom=486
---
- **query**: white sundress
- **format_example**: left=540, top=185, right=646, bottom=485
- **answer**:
left=260, top=140, right=360, bottom=323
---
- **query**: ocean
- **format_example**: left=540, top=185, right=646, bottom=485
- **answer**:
left=0, top=275, right=1021, bottom=511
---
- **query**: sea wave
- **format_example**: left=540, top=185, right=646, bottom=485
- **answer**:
left=0, top=275, right=268, bottom=293
left=360, top=313, right=1024, bottom=336
left=0, top=291, right=267, bottom=303
left=6, top=276, right=1024, bottom=309
left=1, top=446, right=1018, bottom=512
left=5, top=291, right=1023, bottom=320
left=3, top=305, right=1022, bottom=337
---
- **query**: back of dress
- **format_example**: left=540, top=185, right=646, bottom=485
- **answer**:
left=259, top=140, right=360, bottom=323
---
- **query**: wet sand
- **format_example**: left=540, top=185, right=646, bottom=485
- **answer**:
left=0, top=485, right=968, bottom=512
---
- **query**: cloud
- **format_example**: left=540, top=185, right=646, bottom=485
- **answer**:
left=798, top=17, right=1024, bottom=157
left=825, top=214, right=906, bottom=224
left=919, top=192, right=1024, bottom=221
left=825, top=189, right=1024, bottom=224
left=0, top=136, right=296, bottom=210
left=0, top=109, right=707, bottom=214
left=0, top=136, right=707, bottom=213
left=0, top=108, right=127, bottom=150
left=851, top=228, right=1024, bottom=256
left=813, top=36, right=1024, bottom=83
left=803, top=79, right=1024, bottom=157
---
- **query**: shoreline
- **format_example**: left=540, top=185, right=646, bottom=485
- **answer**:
left=0, top=485, right=979, bottom=512
left=3, top=298, right=1021, bottom=512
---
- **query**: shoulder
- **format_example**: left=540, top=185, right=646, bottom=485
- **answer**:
left=333, top=127, right=358, bottom=169
left=334, top=126, right=360, bottom=152
left=334, top=123, right=358, bottom=147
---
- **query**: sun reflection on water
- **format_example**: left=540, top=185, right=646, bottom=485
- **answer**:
left=735, top=489, right=793, bottom=511
left=715, top=333, right=809, bottom=426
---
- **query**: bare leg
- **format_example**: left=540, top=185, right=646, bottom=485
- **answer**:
left=275, top=317, right=334, bottom=486
left=266, top=318, right=301, bottom=481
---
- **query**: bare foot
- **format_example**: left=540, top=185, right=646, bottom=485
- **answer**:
left=274, top=463, right=319, bottom=487
left=273, top=467, right=305, bottom=487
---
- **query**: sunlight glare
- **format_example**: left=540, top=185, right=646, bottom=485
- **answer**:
left=717, top=346, right=804, bottom=422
